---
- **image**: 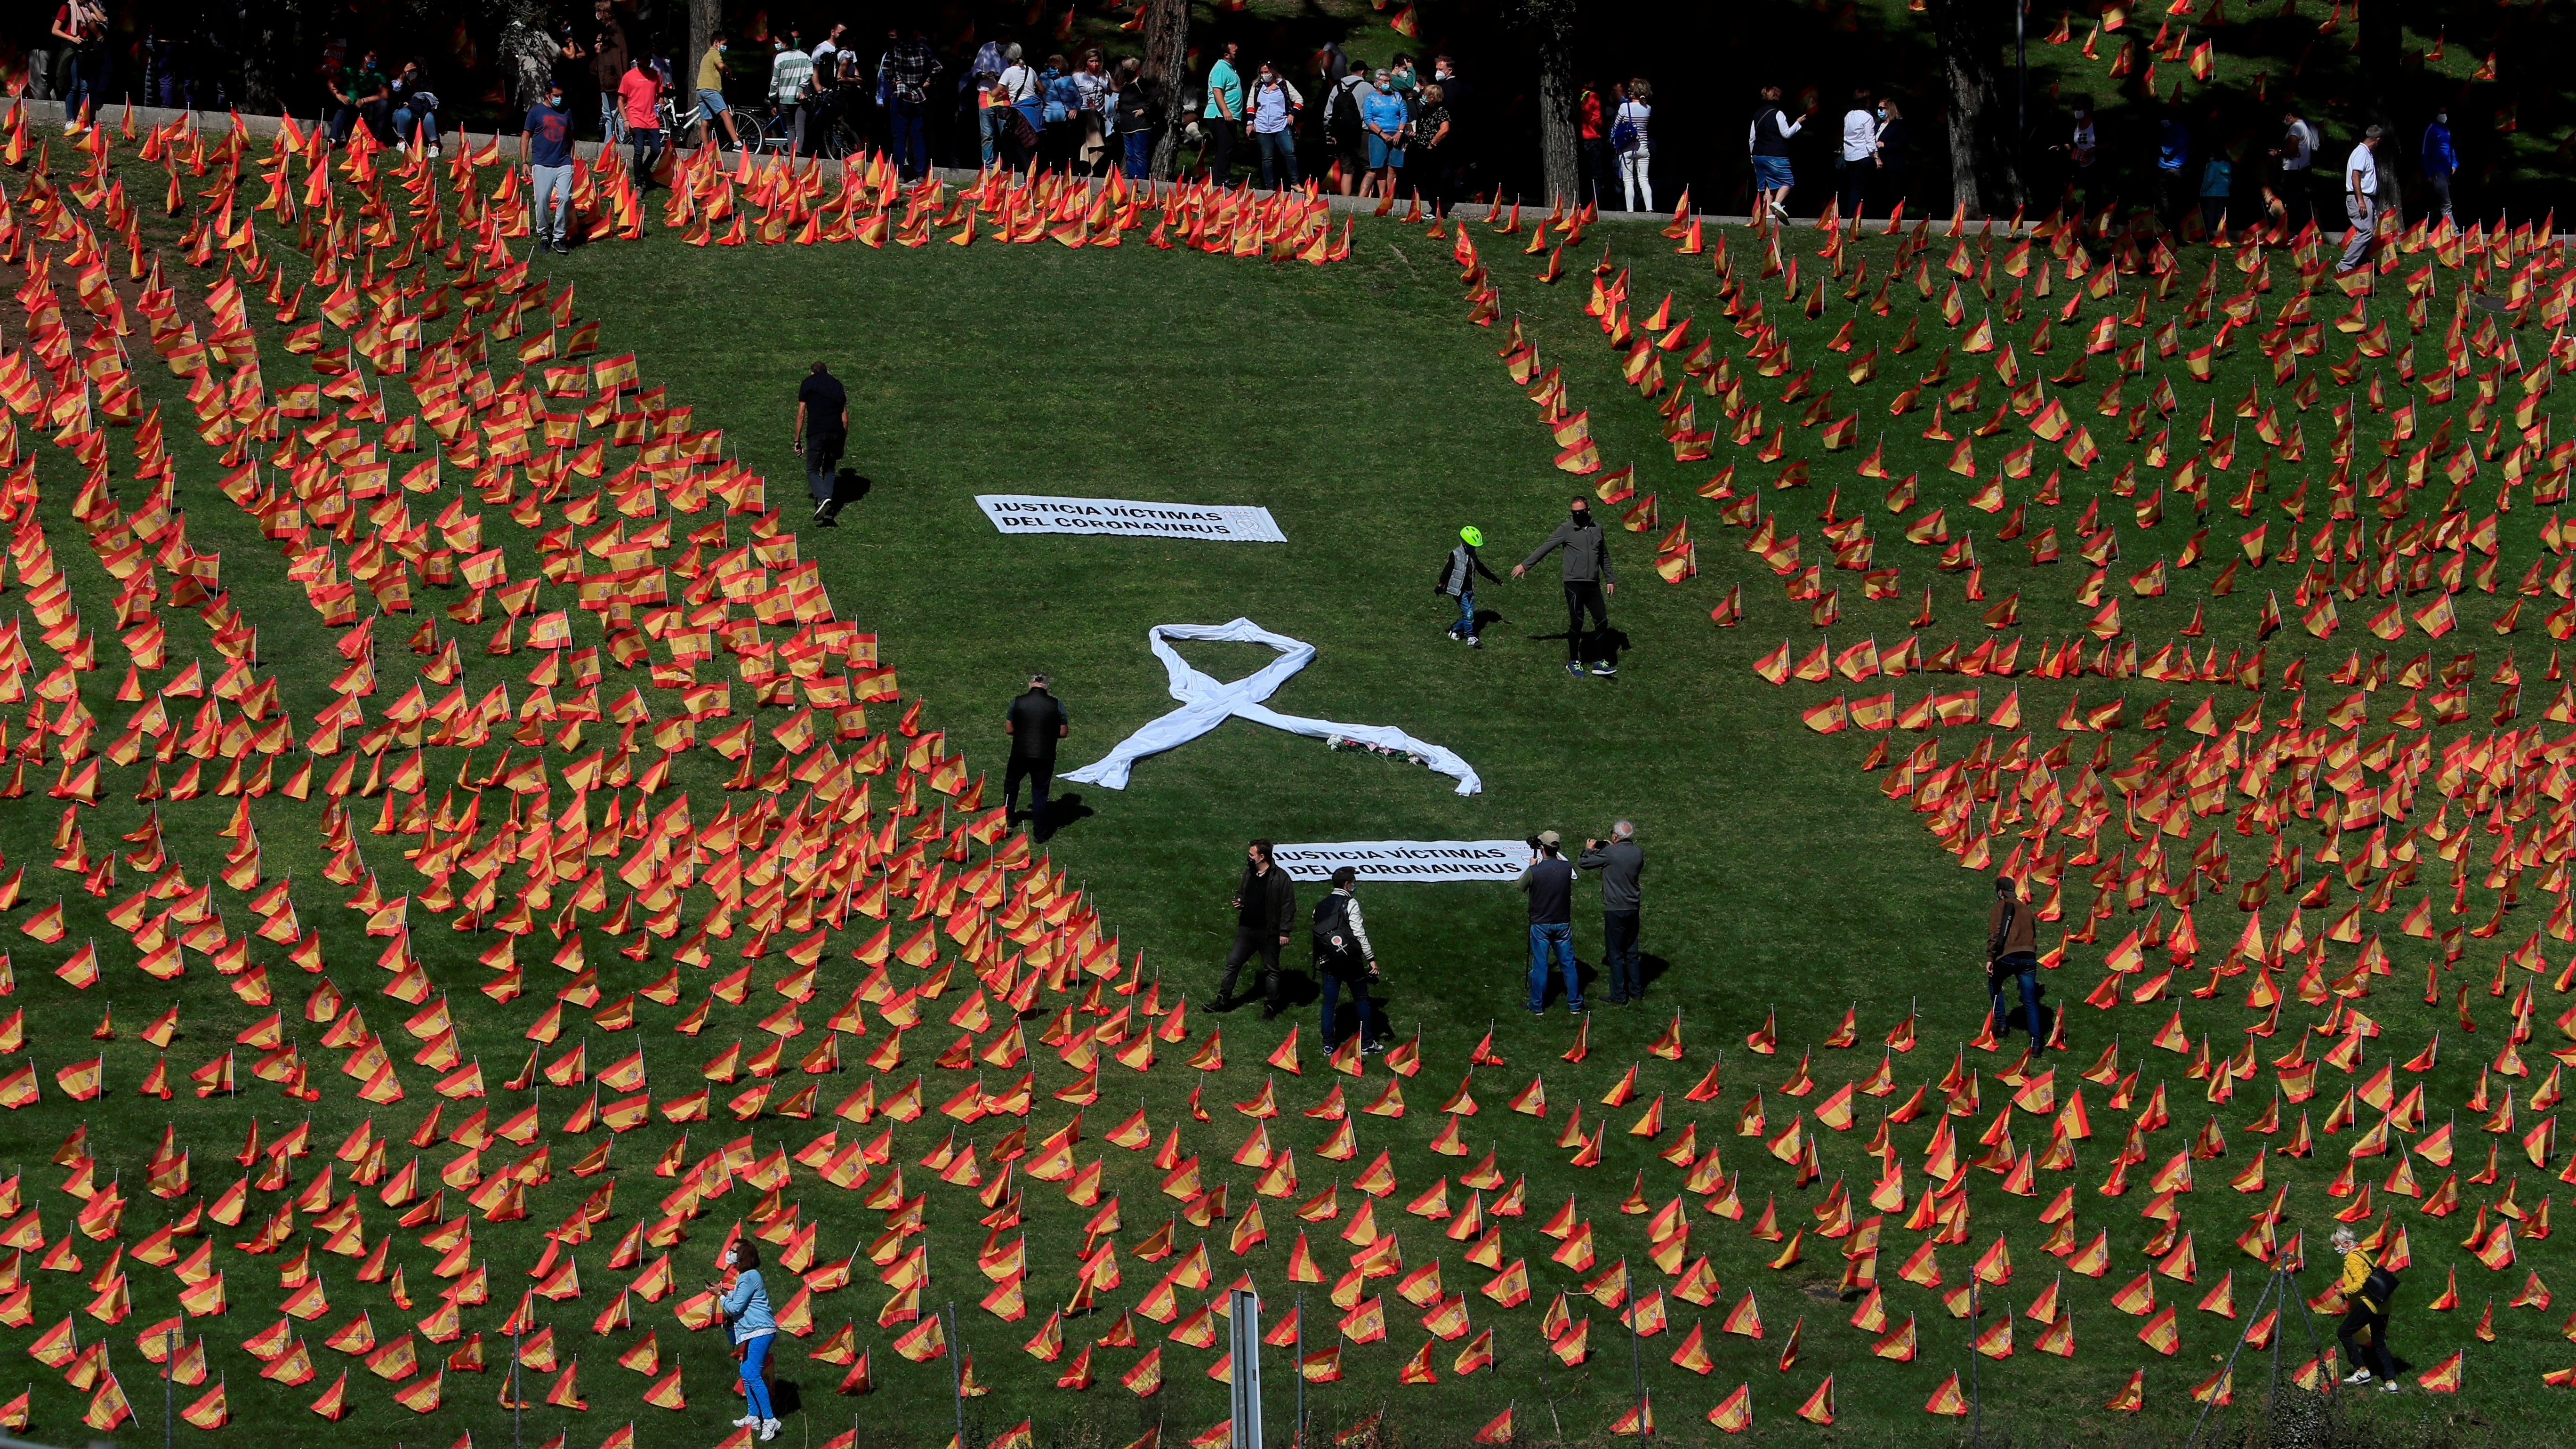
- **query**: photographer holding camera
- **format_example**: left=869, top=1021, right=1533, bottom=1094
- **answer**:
left=1578, top=821, right=1644, bottom=1005
left=1517, top=831, right=1581, bottom=1015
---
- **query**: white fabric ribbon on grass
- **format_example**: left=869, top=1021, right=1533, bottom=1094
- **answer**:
left=1061, top=618, right=1483, bottom=796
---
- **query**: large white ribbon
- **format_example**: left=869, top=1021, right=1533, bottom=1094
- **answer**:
left=1061, top=618, right=1483, bottom=796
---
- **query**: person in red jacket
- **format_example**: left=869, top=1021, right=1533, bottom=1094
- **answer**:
left=1577, top=85, right=1611, bottom=209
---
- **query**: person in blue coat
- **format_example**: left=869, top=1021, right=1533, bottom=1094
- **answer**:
left=713, top=1240, right=780, bottom=1440
left=2421, top=111, right=2457, bottom=226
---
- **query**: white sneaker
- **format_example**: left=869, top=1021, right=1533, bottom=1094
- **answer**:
left=430, top=144, right=443, bottom=157
left=2343, top=1368, right=2373, bottom=1385
left=759, top=1421, right=782, bottom=1441
left=733, top=1416, right=757, bottom=1428
left=2379, top=1382, right=2400, bottom=1394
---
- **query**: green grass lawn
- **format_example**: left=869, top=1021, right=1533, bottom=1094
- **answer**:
left=0, top=105, right=2564, bottom=1449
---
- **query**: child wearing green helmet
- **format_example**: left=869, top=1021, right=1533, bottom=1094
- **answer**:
left=1434, top=525, right=1501, bottom=647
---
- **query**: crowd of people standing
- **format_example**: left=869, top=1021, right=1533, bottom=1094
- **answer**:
left=2036, top=93, right=2459, bottom=238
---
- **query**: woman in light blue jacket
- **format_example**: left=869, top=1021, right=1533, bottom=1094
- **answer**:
left=716, top=1240, right=780, bottom=1440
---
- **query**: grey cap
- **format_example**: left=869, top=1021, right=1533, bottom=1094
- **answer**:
left=2363, top=124, right=2385, bottom=139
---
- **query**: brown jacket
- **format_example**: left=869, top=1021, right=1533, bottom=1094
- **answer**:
left=1987, top=896, right=2037, bottom=962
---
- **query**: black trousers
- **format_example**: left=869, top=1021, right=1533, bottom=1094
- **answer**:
left=2339, top=1304, right=2396, bottom=1379
left=1563, top=581, right=1610, bottom=661
left=1220, top=926, right=1283, bottom=1009
left=1206, top=118, right=1237, bottom=183
left=1004, top=756, right=1054, bottom=836
left=2279, top=170, right=2313, bottom=230
left=1603, top=910, right=1641, bottom=1001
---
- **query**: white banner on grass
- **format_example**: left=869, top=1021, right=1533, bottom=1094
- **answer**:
left=975, top=494, right=1287, bottom=542
left=1271, top=841, right=1529, bottom=883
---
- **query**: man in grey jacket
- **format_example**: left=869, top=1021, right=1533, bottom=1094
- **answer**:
left=1579, top=821, right=1645, bottom=1005
left=1513, top=496, right=1617, bottom=677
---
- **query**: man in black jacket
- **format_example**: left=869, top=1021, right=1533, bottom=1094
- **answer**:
left=1002, top=673, right=1069, bottom=840
left=1518, top=831, right=1581, bottom=1014
left=1216, top=840, right=1296, bottom=1018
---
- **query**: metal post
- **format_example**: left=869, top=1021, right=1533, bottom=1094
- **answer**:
left=1622, top=1262, right=1646, bottom=1431
left=1228, top=1287, right=1264, bottom=1449
left=1293, top=1291, right=1305, bottom=1449
left=2015, top=0, right=2028, bottom=212
left=944, top=1301, right=966, bottom=1446
left=1966, top=1164, right=1980, bottom=1447
left=2183, top=1263, right=2288, bottom=1447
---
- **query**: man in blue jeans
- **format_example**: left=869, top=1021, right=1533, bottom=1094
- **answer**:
left=1518, top=832, right=1581, bottom=1014
left=1987, top=874, right=2045, bottom=1041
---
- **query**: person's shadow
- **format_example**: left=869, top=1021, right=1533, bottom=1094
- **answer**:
left=1527, top=623, right=1632, bottom=671
left=832, top=471, right=871, bottom=505
left=1996, top=989, right=2055, bottom=1042
left=1032, top=791, right=1095, bottom=843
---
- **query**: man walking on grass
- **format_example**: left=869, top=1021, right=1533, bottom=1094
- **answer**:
left=1513, top=496, right=1617, bottom=677
left=520, top=80, right=576, bottom=255
left=2337, top=125, right=2383, bottom=275
left=1216, top=840, right=1295, bottom=1019
left=1519, top=831, right=1580, bottom=1015
left=1579, top=821, right=1644, bottom=1005
left=794, top=362, right=848, bottom=524
left=1986, top=875, right=2045, bottom=1042
left=1002, top=674, right=1069, bottom=840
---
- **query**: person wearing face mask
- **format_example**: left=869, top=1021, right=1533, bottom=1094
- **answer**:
left=1512, top=497, right=1619, bottom=678
left=2421, top=109, right=2456, bottom=227
left=711, top=1240, right=781, bottom=1439
left=1248, top=61, right=1303, bottom=189
left=1871, top=98, right=1909, bottom=212
left=693, top=32, right=741, bottom=152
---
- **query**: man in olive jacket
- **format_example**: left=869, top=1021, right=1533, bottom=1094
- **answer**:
left=1216, top=840, right=1296, bottom=1018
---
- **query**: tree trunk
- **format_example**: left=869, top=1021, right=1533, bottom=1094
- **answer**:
left=2358, top=0, right=2402, bottom=227
left=688, top=0, right=722, bottom=110
left=1527, top=0, right=1580, bottom=209
left=235, top=1, right=284, bottom=115
left=1925, top=0, right=2023, bottom=217
left=1143, top=0, right=1189, bottom=181
left=2358, top=0, right=2401, bottom=131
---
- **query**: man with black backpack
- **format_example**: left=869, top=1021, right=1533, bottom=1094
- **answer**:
left=1324, top=66, right=1375, bottom=195
left=1313, top=867, right=1382, bottom=1052
left=1985, top=875, right=2045, bottom=1042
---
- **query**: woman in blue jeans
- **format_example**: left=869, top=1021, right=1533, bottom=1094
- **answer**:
left=715, top=1240, right=781, bottom=1441
left=1114, top=59, right=1156, bottom=180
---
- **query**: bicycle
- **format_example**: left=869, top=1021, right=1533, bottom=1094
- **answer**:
left=665, top=93, right=743, bottom=155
